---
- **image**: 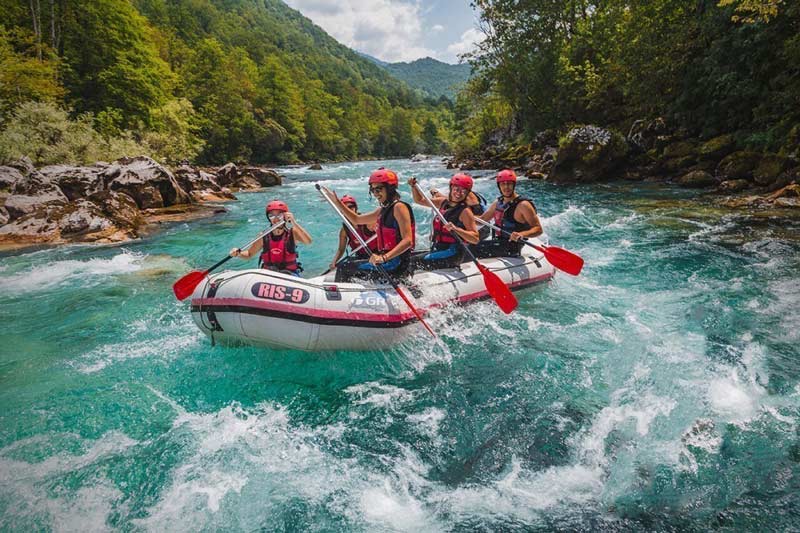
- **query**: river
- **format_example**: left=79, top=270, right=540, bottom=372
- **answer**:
left=1, top=158, right=799, bottom=531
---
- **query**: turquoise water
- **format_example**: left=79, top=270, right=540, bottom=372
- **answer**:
left=1, top=158, right=800, bottom=531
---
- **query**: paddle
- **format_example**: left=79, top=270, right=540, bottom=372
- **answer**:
left=475, top=219, right=584, bottom=276
left=412, top=182, right=518, bottom=314
left=172, top=220, right=286, bottom=300
left=322, top=234, right=378, bottom=275
left=316, top=183, right=436, bottom=337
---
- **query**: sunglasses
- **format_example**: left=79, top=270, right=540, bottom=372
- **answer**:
left=369, top=185, right=386, bottom=193
left=345, top=203, right=357, bottom=209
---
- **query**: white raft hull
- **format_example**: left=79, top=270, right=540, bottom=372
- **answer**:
left=190, top=244, right=555, bottom=351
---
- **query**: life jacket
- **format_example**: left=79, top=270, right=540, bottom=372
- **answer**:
left=493, top=195, right=536, bottom=240
left=376, top=200, right=415, bottom=254
left=259, top=229, right=299, bottom=271
left=432, top=200, right=467, bottom=245
left=344, top=223, right=376, bottom=256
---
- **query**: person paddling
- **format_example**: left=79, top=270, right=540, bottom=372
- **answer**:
left=229, top=200, right=312, bottom=276
left=328, top=195, right=377, bottom=270
left=476, top=169, right=542, bottom=257
left=409, top=173, right=480, bottom=270
left=326, top=168, right=415, bottom=282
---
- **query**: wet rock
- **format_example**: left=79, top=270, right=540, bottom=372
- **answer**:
left=698, top=134, right=737, bottom=160
left=526, top=171, right=547, bottom=180
left=410, top=154, right=429, bottom=162
left=720, top=184, right=800, bottom=209
left=718, top=179, right=751, bottom=193
left=549, top=125, right=629, bottom=183
left=0, top=209, right=60, bottom=241
left=662, top=155, right=698, bottom=174
left=752, top=155, right=790, bottom=186
left=38, top=164, right=105, bottom=201
left=57, top=199, right=114, bottom=235
left=677, top=170, right=717, bottom=188
left=88, top=190, right=142, bottom=229
left=308, top=162, right=324, bottom=170
left=716, top=151, right=760, bottom=181
left=102, top=156, right=190, bottom=209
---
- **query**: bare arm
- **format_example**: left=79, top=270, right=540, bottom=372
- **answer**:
left=330, top=227, right=347, bottom=266
left=323, top=187, right=379, bottom=225
left=451, top=208, right=479, bottom=244
left=230, top=237, right=264, bottom=259
left=376, top=203, right=413, bottom=262
left=512, top=202, right=543, bottom=239
left=479, top=200, right=498, bottom=222
left=286, top=213, right=312, bottom=244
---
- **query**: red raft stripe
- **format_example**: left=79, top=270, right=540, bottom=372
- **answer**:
left=192, top=271, right=554, bottom=323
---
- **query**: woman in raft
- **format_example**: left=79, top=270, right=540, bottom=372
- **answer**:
left=229, top=200, right=312, bottom=276
left=325, top=168, right=416, bottom=282
left=409, top=173, right=480, bottom=270
left=327, top=195, right=378, bottom=271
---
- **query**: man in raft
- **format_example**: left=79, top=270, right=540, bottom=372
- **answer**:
left=326, top=168, right=415, bottom=282
left=476, top=169, right=543, bottom=258
left=229, top=200, right=312, bottom=276
left=328, top=195, right=377, bottom=271
left=408, top=173, right=480, bottom=270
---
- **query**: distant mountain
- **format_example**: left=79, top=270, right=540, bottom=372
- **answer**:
left=363, top=56, right=472, bottom=101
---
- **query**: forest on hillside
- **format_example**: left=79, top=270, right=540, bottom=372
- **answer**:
left=454, top=0, right=799, bottom=157
left=0, top=0, right=455, bottom=166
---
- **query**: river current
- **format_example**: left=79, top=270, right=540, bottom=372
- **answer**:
left=1, top=158, right=799, bottom=531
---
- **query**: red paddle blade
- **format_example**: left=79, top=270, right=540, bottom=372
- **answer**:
left=172, top=270, right=209, bottom=300
left=542, top=246, right=584, bottom=276
left=477, top=263, right=518, bottom=314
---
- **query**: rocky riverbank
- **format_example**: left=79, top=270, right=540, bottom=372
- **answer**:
left=0, top=156, right=282, bottom=251
left=447, top=121, right=800, bottom=210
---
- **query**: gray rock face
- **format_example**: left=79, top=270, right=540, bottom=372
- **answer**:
left=102, top=156, right=190, bottom=209
left=549, top=126, right=629, bottom=183
left=174, top=166, right=235, bottom=202
left=0, top=206, right=8, bottom=225
left=7, top=156, right=36, bottom=177
left=4, top=174, right=69, bottom=220
left=238, top=167, right=282, bottom=188
left=38, top=164, right=105, bottom=201
left=307, top=163, right=324, bottom=169
left=0, top=166, right=23, bottom=193
left=58, top=199, right=114, bottom=235
left=216, top=163, right=238, bottom=187
left=718, top=179, right=751, bottom=193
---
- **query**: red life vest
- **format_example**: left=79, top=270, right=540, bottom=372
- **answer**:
left=432, top=201, right=467, bottom=244
left=376, top=200, right=415, bottom=253
left=344, top=223, right=377, bottom=255
left=493, top=195, right=535, bottom=240
left=259, top=229, right=298, bottom=271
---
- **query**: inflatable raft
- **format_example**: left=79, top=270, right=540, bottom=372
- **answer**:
left=189, top=243, right=555, bottom=351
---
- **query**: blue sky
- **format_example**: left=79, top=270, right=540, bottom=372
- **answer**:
left=283, top=0, right=483, bottom=64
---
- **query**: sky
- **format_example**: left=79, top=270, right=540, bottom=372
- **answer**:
left=283, top=0, right=483, bottom=64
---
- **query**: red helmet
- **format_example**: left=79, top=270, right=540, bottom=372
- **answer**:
left=496, top=169, right=517, bottom=184
left=368, top=168, right=398, bottom=186
left=341, top=194, right=358, bottom=208
left=265, top=200, right=288, bottom=213
left=450, top=173, right=473, bottom=191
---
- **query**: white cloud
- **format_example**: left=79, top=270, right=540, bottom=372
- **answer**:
left=431, top=24, right=444, bottom=32
left=445, top=27, right=483, bottom=61
left=285, top=0, right=437, bottom=62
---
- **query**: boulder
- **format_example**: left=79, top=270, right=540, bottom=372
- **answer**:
left=217, top=162, right=238, bottom=187
left=4, top=174, right=69, bottom=220
left=102, top=156, right=190, bottom=209
left=57, top=199, right=115, bottom=236
left=662, top=141, right=696, bottom=159
left=676, top=170, right=717, bottom=188
left=0, top=166, right=23, bottom=194
left=716, top=151, right=760, bottom=181
left=627, top=118, right=667, bottom=151
left=662, top=155, right=698, bottom=174
left=549, top=126, right=629, bottom=183
left=720, top=184, right=800, bottom=209
left=88, top=190, right=142, bottom=229
left=0, top=206, right=8, bottom=225
left=7, top=156, right=36, bottom=177
left=307, top=163, right=324, bottom=170
left=752, top=155, right=790, bottom=186
left=38, top=164, right=105, bottom=201
left=237, top=167, right=282, bottom=188
left=173, top=166, right=235, bottom=202
left=717, top=179, right=751, bottom=193
left=0, top=210, right=59, bottom=241
left=698, top=134, right=737, bottom=161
